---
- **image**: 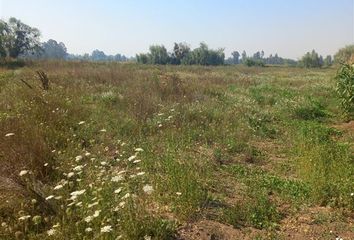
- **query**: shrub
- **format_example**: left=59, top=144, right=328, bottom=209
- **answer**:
left=243, top=58, right=265, bottom=67
left=335, top=63, right=354, bottom=117
left=293, top=100, right=328, bottom=121
left=334, top=45, right=354, bottom=64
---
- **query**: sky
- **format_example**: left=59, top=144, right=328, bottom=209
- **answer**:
left=0, top=0, right=353, bottom=59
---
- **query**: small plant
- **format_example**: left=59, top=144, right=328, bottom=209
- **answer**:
left=293, top=100, right=328, bottom=121
left=335, top=63, right=354, bottom=118
left=222, top=187, right=280, bottom=230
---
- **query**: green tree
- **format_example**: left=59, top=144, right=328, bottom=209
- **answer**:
left=300, top=50, right=323, bottom=68
left=323, top=55, right=332, bottom=67
left=0, top=20, right=9, bottom=58
left=231, top=51, right=240, bottom=64
left=172, top=42, right=190, bottom=64
left=42, top=39, right=67, bottom=59
left=5, top=17, right=41, bottom=58
left=136, top=53, right=149, bottom=64
left=149, top=45, right=169, bottom=64
left=241, top=50, right=247, bottom=63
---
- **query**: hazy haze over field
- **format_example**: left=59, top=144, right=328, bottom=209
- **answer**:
left=0, top=0, right=353, bottom=59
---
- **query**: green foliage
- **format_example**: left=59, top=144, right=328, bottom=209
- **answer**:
left=222, top=179, right=281, bottom=230
left=0, top=17, right=41, bottom=58
left=334, top=45, right=354, bottom=64
left=292, top=100, right=328, bottom=121
left=137, top=42, right=225, bottom=65
left=335, top=63, right=354, bottom=117
left=294, top=122, right=354, bottom=209
left=300, top=50, right=323, bottom=68
left=41, top=39, right=67, bottom=59
left=243, top=58, right=265, bottom=67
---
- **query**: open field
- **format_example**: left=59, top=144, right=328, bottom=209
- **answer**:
left=0, top=62, right=353, bottom=239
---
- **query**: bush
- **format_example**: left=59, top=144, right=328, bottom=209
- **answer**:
left=334, top=45, right=354, bottom=64
left=243, top=58, right=265, bottom=67
left=335, top=63, right=354, bottom=117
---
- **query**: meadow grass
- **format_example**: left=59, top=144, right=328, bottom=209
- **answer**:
left=0, top=62, right=352, bottom=239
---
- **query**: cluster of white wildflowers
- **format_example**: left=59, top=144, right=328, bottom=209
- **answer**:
left=40, top=135, right=155, bottom=238
left=155, top=107, right=176, bottom=129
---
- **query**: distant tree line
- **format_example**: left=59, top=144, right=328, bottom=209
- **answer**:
left=1, top=17, right=352, bottom=67
left=66, top=50, right=130, bottom=62
left=0, top=17, right=129, bottom=62
left=226, top=50, right=298, bottom=67
left=136, top=42, right=225, bottom=65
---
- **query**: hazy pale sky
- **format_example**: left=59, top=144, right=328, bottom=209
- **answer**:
left=1, top=0, right=353, bottom=59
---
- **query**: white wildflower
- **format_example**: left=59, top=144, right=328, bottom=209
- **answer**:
left=176, top=192, right=182, bottom=196
left=143, top=185, right=154, bottom=195
left=128, top=155, right=136, bottom=161
left=117, top=170, right=126, bottom=175
left=67, top=172, right=75, bottom=178
left=19, top=170, right=28, bottom=177
left=53, top=184, right=63, bottom=190
left=5, top=133, right=15, bottom=137
left=67, top=202, right=75, bottom=207
left=84, top=215, right=94, bottom=223
left=137, top=171, right=145, bottom=176
left=53, top=223, right=60, bottom=228
left=114, top=187, right=122, bottom=194
left=88, top=201, right=99, bottom=208
left=133, top=159, right=141, bottom=163
left=144, top=236, right=152, bottom=240
left=121, top=193, right=130, bottom=199
left=78, top=121, right=85, bottom=125
left=100, top=129, right=107, bottom=132
left=18, top=215, right=31, bottom=221
left=45, top=195, right=54, bottom=200
left=111, top=175, right=124, bottom=182
left=85, top=227, right=93, bottom=233
left=100, top=225, right=112, bottom=233
left=135, top=148, right=144, bottom=152
left=93, top=210, right=101, bottom=218
left=47, top=228, right=56, bottom=236
left=75, top=155, right=83, bottom=162
left=73, top=165, right=83, bottom=171
left=70, top=189, right=86, bottom=197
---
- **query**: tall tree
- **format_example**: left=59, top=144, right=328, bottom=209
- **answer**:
left=5, top=17, right=41, bottom=58
left=323, top=55, right=332, bottom=67
left=42, top=39, right=67, bottom=59
left=149, top=45, right=169, bottom=64
left=241, top=50, right=247, bottom=63
left=231, top=51, right=240, bottom=64
left=172, top=42, right=190, bottom=64
left=91, top=49, right=106, bottom=61
left=0, top=20, right=9, bottom=58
